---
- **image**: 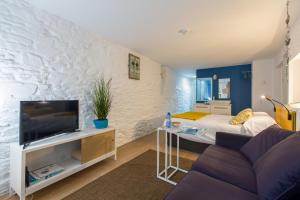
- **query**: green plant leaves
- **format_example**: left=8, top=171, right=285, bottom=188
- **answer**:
left=92, top=76, right=112, bottom=120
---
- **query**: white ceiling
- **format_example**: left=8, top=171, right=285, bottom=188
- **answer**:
left=29, top=0, right=290, bottom=69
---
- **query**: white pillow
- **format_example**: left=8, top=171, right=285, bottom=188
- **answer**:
left=242, top=113, right=277, bottom=136
left=252, top=112, right=269, bottom=116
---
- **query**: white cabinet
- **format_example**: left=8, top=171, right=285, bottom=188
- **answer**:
left=211, top=104, right=232, bottom=115
left=10, top=128, right=117, bottom=200
left=194, top=104, right=211, bottom=113
left=194, top=101, right=232, bottom=115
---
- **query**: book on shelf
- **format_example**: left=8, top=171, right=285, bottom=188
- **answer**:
left=28, top=164, right=64, bottom=186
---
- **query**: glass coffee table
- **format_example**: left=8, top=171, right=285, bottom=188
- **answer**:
left=156, top=126, right=213, bottom=185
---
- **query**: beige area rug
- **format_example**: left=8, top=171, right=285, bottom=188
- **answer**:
left=63, top=150, right=194, bottom=200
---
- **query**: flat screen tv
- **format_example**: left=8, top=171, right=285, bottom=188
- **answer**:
left=19, top=100, right=79, bottom=145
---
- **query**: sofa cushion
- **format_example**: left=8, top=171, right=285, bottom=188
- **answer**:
left=192, top=145, right=256, bottom=193
left=216, top=132, right=252, bottom=151
left=254, top=133, right=300, bottom=200
left=165, top=171, right=258, bottom=200
left=240, top=125, right=294, bottom=164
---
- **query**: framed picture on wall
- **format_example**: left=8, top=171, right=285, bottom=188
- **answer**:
left=218, top=78, right=230, bottom=99
left=128, top=53, right=140, bottom=80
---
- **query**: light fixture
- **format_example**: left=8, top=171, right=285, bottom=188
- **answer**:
left=261, top=95, right=276, bottom=112
left=178, top=28, right=190, bottom=35
left=261, top=95, right=292, bottom=120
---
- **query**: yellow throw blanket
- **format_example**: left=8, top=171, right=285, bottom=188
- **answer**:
left=172, top=112, right=210, bottom=121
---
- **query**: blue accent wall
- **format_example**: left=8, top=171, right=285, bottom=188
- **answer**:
left=196, top=64, right=252, bottom=115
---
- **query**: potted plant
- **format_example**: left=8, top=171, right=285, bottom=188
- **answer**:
left=92, top=76, right=112, bottom=129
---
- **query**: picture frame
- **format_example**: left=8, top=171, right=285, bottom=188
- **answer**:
left=218, top=78, right=231, bottom=99
left=128, top=53, right=140, bottom=80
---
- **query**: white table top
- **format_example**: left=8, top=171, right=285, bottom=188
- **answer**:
left=158, top=126, right=215, bottom=144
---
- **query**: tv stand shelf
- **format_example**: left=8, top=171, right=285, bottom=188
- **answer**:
left=10, top=127, right=116, bottom=200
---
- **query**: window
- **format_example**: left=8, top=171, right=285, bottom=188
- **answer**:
left=196, top=78, right=212, bottom=102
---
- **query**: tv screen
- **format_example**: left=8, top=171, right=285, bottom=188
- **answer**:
left=19, top=100, right=79, bottom=145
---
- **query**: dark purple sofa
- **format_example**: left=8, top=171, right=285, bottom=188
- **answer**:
left=165, top=125, right=300, bottom=200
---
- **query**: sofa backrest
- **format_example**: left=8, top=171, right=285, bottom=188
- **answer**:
left=240, top=125, right=294, bottom=164
left=254, top=133, right=300, bottom=200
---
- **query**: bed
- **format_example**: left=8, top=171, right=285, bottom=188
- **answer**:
left=169, top=111, right=277, bottom=153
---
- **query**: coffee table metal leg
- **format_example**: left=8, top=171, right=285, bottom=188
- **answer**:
left=169, top=130, right=172, bottom=167
left=177, top=133, right=188, bottom=174
left=156, top=128, right=187, bottom=185
left=165, top=129, right=168, bottom=180
left=156, top=128, right=160, bottom=178
left=176, top=132, right=179, bottom=168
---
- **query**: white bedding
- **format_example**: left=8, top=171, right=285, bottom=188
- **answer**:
left=172, top=115, right=242, bottom=144
left=172, top=113, right=276, bottom=144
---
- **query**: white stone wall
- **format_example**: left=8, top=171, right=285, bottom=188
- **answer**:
left=288, top=15, right=300, bottom=103
left=176, top=75, right=196, bottom=113
left=289, top=1, right=300, bottom=60
left=272, top=9, right=300, bottom=104
left=0, top=0, right=178, bottom=194
left=252, top=58, right=276, bottom=116
left=252, top=7, right=300, bottom=107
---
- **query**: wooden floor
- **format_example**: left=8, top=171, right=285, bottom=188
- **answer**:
left=1, top=133, right=199, bottom=200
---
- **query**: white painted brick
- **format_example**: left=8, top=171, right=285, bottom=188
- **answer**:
left=23, top=53, right=44, bottom=67
left=290, top=16, right=300, bottom=59
left=0, top=0, right=189, bottom=195
left=0, top=144, right=9, bottom=194
left=0, top=81, right=38, bottom=98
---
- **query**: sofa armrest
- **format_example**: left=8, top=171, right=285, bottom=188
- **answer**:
left=215, top=132, right=252, bottom=150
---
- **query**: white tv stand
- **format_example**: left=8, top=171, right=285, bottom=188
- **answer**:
left=10, top=127, right=116, bottom=200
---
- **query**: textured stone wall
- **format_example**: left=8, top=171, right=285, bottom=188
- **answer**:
left=0, top=0, right=178, bottom=194
left=288, top=14, right=300, bottom=103
left=176, top=75, right=195, bottom=113
left=252, top=58, right=276, bottom=116
left=271, top=10, right=300, bottom=104
left=290, top=13, right=300, bottom=60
